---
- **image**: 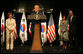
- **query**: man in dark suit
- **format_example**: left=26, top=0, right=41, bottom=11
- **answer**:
left=29, top=5, right=44, bottom=44
left=31, top=5, right=43, bottom=15
left=67, top=10, right=79, bottom=49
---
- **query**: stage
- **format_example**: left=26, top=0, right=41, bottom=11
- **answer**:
left=1, top=45, right=82, bottom=53
left=0, top=0, right=81, bottom=53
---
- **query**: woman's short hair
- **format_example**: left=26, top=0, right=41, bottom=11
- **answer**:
left=63, top=15, right=66, bottom=18
left=7, top=12, right=12, bottom=17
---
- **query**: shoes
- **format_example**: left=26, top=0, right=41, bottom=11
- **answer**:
left=21, top=44, right=23, bottom=46
left=50, top=44, right=52, bottom=46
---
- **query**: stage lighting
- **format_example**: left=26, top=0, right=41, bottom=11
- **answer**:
left=18, top=8, right=24, bottom=13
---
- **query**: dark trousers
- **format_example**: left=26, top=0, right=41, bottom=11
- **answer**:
left=69, top=32, right=78, bottom=49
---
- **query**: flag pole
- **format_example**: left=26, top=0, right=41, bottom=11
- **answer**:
left=50, top=9, right=53, bottom=14
left=50, top=9, right=53, bottom=47
left=42, top=38, right=44, bottom=46
left=50, top=41, right=52, bottom=47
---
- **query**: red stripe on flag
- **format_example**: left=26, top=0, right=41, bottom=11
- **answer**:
left=48, top=27, right=54, bottom=41
left=48, top=27, right=55, bottom=42
left=50, top=26, right=56, bottom=40
left=46, top=34, right=51, bottom=43
left=51, top=25, right=56, bottom=39
left=46, top=31, right=52, bottom=43
left=52, top=25, right=56, bottom=39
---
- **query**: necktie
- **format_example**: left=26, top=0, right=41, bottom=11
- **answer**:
left=70, top=16, right=72, bottom=23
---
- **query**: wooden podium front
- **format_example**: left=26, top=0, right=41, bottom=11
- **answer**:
left=30, top=24, right=43, bottom=53
left=28, top=15, right=47, bottom=53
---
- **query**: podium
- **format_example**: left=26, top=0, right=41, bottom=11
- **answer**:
left=28, top=14, right=47, bottom=53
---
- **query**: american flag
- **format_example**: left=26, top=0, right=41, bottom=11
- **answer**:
left=29, top=22, right=32, bottom=35
left=46, top=14, right=56, bottom=43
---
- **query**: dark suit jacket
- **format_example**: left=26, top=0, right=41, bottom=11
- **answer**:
left=31, top=11, right=43, bottom=15
left=68, top=15, right=79, bottom=38
left=29, top=11, right=44, bottom=44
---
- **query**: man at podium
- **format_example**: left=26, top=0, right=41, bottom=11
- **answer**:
left=31, top=5, right=43, bottom=15
left=29, top=4, right=44, bottom=41
left=28, top=5, right=46, bottom=53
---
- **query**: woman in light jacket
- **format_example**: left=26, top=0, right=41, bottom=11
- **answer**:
left=59, top=15, right=69, bottom=50
left=6, top=12, right=16, bottom=50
